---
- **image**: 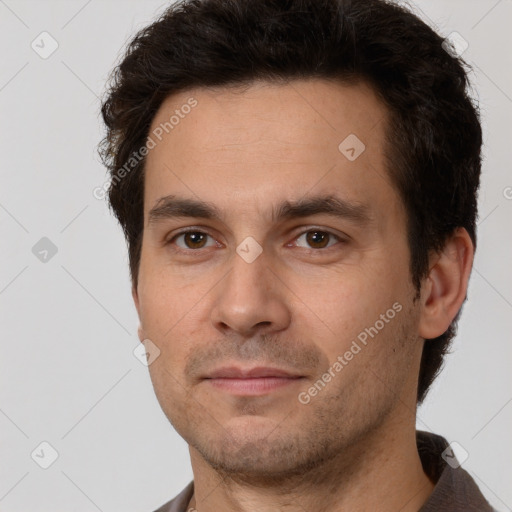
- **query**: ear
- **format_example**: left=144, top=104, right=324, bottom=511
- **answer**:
left=418, top=228, right=474, bottom=339
left=132, top=284, right=144, bottom=343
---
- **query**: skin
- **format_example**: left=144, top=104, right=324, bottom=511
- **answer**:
left=132, top=78, right=474, bottom=512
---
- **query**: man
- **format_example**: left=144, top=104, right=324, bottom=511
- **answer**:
left=98, top=0, right=495, bottom=510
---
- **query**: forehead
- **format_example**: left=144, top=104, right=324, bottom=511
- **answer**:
left=143, top=78, right=398, bottom=224
left=147, top=78, right=386, bottom=155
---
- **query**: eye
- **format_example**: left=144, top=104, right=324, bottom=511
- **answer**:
left=169, top=230, right=218, bottom=250
left=166, top=228, right=344, bottom=253
left=293, top=230, right=342, bottom=250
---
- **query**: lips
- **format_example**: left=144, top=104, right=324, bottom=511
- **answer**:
left=203, top=366, right=304, bottom=396
left=204, top=366, right=302, bottom=379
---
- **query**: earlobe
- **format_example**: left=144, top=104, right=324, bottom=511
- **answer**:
left=418, top=228, right=474, bottom=339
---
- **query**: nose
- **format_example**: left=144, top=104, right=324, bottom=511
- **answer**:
left=210, top=246, right=291, bottom=338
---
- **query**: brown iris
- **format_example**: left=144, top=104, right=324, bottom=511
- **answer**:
left=183, top=232, right=208, bottom=249
left=305, top=231, right=330, bottom=249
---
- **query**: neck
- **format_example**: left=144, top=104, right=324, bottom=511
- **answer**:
left=187, top=419, right=434, bottom=512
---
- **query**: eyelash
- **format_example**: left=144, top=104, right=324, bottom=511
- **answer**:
left=165, top=227, right=345, bottom=254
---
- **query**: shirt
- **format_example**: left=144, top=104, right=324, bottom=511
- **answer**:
left=152, top=430, right=497, bottom=512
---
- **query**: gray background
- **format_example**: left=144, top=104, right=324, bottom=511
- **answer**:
left=0, top=0, right=511, bottom=510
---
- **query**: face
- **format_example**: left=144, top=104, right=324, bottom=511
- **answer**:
left=133, top=79, right=424, bottom=480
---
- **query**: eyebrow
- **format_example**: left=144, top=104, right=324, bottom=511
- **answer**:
left=147, top=194, right=372, bottom=226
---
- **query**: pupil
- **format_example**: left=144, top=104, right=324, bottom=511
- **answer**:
left=307, top=231, right=328, bottom=248
left=186, top=232, right=205, bottom=248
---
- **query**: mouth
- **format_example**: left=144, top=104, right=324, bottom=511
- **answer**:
left=203, top=366, right=305, bottom=396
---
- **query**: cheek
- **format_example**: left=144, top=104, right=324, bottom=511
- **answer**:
left=291, top=265, right=406, bottom=347
left=138, top=271, right=209, bottom=361
left=138, top=261, right=194, bottom=333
